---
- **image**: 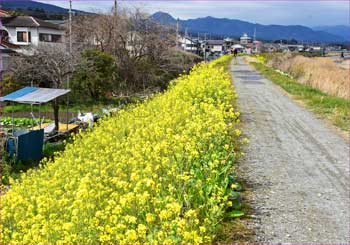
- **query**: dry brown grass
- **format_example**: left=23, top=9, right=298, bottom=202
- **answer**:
left=337, top=59, right=350, bottom=70
left=268, top=55, right=350, bottom=99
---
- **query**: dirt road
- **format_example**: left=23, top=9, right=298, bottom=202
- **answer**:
left=231, top=57, right=350, bottom=243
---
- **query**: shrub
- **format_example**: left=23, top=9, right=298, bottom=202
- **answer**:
left=0, top=56, right=243, bottom=244
left=71, top=49, right=116, bottom=101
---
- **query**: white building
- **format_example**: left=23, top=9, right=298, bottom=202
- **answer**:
left=1, top=16, right=65, bottom=50
left=178, top=36, right=199, bottom=53
left=204, top=40, right=224, bottom=53
left=223, top=37, right=236, bottom=51
left=125, top=31, right=143, bottom=56
left=240, top=33, right=252, bottom=45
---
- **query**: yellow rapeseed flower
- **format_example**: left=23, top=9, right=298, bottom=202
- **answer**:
left=0, top=55, right=244, bottom=244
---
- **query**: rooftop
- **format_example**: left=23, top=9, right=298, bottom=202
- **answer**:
left=206, top=40, right=224, bottom=45
left=2, top=16, right=63, bottom=30
left=1, top=87, right=71, bottom=104
left=240, top=33, right=252, bottom=39
left=0, top=9, right=11, bottom=17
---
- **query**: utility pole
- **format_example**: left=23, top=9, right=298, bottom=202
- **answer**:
left=176, top=18, right=179, bottom=49
left=197, top=32, right=200, bottom=55
left=204, top=33, right=207, bottom=61
left=69, top=0, right=72, bottom=55
left=253, top=27, right=256, bottom=41
left=113, top=0, right=117, bottom=57
left=67, top=0, right=72, bottom=132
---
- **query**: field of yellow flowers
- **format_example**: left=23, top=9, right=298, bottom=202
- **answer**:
left=0, top=55, right=244, bottom=244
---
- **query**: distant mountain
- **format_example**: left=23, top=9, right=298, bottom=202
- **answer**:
left=151, top=11, right=176, bottom=25
left=152, top=12, right=345, bottom=43
left=313, top=25, right=350, bottom=42
left=0, top=0, right=85, bottom=14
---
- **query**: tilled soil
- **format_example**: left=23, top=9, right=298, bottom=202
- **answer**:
left=231, top=57, right=350, bottom=243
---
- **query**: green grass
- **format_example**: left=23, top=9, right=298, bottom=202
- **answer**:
left=2, top=97, right=140, bottom=114
left=251, top=62, right=350, bottom=131
left=212, top=54, right=234, bottom=72
left=1, top=141, right=67, bottom=186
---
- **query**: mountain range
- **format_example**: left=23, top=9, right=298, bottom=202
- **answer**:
left=313, top=25, right=350, bottom=42
left=0, top=0, right=347, bottom=43
left=1, top=0, right=70, bottom=12
left=152, top=12, right=348, bottom=44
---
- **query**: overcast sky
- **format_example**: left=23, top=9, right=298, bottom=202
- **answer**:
left=37, top=0, right=350, bottom=26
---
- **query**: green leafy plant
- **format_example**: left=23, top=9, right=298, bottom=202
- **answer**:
left=0, top=117, right=52, bottom=127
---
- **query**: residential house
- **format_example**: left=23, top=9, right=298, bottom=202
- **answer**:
left=252, top=40, right=262, bottom=53
left=1, top=42, right=19, bottom=71
left=125, top=31, right=143, bottom=56
left=262, top=43, right=280, bottom=53
left=204, top=40, right=224, bottom=53
left=178, top=35, right=199, bottom=53
left=1, top=15, right=65, bottom=52
left=0, top=10, right=19, bottom=71
left=240, top=33, right=252, bottom=45
left=223, top=37, right=236, bottom=52
left=306, top=45, right=322, bottom=52
left=281, top=44, right=305, bottom=52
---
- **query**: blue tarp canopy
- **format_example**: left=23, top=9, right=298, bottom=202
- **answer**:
left=0, top=87, right=71, bottom=104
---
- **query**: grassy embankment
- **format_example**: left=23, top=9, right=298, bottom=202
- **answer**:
left=250, top=60, right=350, bottom=131
left=0, top=56, right=251, bottom=244
left=214, top=55, right=255, bottom=243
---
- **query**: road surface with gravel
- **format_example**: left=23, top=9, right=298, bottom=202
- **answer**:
left=230, top=57, right=350, bottom=243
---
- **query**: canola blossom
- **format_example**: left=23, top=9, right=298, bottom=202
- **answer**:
left=0, top=55, right=243, bottom=244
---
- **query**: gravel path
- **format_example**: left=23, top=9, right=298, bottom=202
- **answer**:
left=231, top=57, right=350, bottom=243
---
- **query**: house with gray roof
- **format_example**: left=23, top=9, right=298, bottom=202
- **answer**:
left=203, top=40, right=225, bottom=53
left=1, top=15, right=65, bottom=50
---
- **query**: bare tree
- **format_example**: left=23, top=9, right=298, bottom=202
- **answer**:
left=8, top=45, right=78, bottom=130
left=5, top=7, right=200, bottom=134
left=71, top=8, right=183, bottom=95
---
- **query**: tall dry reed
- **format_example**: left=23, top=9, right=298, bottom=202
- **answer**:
left=268, top=55, right=350, bottom=99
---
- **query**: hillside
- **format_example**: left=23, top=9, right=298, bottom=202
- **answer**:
left=152, top=12, right=345, bottom=43
left=0, top=0, right=86, bottom=19
left=0, top=0, right=69, bottom=12
left=313, top=25, right=350, bottom=42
